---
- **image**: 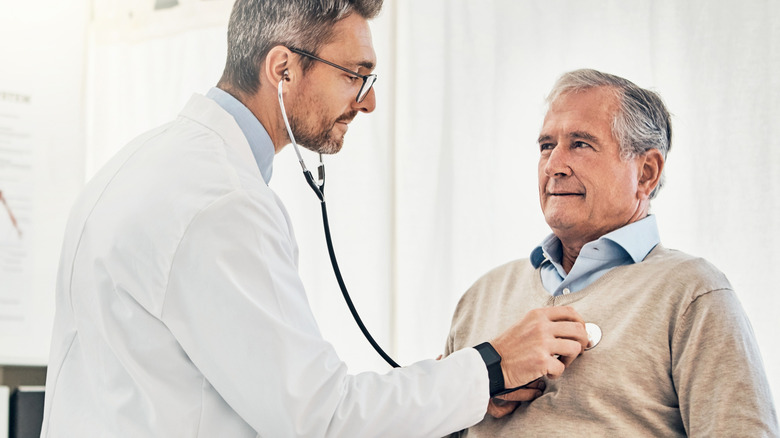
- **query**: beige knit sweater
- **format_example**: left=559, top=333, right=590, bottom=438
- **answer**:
left=445, top=245, right=779, bottom=437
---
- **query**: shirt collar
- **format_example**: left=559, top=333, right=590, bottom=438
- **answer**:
left=531, top=214, right=660, bottom=268
left=206, top=87, right=275, bottom=184
left=600, top=214, right=660, bottom=263
left=531, top=234, right=560, bottom=268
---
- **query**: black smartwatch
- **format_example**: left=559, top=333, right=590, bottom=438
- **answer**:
left=473, top=342, right=505, bottom=397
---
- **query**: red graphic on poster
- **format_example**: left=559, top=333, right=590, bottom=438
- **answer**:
left=0, top=189, right=22, bottom=237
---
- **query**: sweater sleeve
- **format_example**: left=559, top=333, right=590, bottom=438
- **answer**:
left=671, top=288, right=779, bottom=437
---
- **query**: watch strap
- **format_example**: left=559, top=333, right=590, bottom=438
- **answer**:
left=473, top=342, right=505, bottom=397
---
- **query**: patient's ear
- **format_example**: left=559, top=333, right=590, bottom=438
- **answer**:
left=637, top=149, right=664, bottom=199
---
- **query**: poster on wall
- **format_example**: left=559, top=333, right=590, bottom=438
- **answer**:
left=0, top=91, right=33, bottom=332
left=0, top=3, right=88, bottom=366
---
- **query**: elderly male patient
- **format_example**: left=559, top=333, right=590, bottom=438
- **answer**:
left=444, top=69, right=779, bottom=436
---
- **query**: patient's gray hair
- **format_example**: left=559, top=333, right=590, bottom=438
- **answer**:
left=218, top=0, right=383, bottom=95
left=547, top=69, right=672, bottom=199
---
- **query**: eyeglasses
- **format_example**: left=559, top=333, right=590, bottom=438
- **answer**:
left=289, top=47, right=377, bottom=103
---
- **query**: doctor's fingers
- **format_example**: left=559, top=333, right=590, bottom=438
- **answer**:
left=487, top=398, right=520, bottom=419
left=536, top=305, right=586, bottom=324
left=493, top=379, right=546, bottom=402
left=551, top=320, right=589, bottom=349
left=543, top=354, right=567, bottom=380
left=487, top=384, right=545, bottom=419
left=546, top=338, right=586, bottom=377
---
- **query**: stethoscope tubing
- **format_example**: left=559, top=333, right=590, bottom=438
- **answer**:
left=319, top=198, right=400, bottom=368
left=278, top=76, right=400, bottom=368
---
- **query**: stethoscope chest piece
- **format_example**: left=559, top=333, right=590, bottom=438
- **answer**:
left=585, top=322, right=602, bottom=350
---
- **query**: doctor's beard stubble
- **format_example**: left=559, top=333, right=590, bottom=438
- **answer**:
left=290, top=109, right=358, bottom=155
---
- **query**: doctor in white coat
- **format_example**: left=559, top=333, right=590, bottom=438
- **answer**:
left=42, top=0, right=589, bottom=436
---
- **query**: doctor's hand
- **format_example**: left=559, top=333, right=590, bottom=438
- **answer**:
left=491, top=306, right=588, bottom=391
left=486, top=378, right=545, bottom=419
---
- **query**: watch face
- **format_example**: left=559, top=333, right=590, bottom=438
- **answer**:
left=484, top=348, right=501, bottom=365
left=476, top=342, right=501, bottom=365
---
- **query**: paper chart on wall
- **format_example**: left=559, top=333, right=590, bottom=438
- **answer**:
left=0, top=91, right=34, bottom=330
left=0, top=1, right=88, bottom=365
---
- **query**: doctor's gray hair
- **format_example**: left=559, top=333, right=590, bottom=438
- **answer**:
left=218, top=0, right=383, bottom=96
left=546, top=69, right=672, bottom=199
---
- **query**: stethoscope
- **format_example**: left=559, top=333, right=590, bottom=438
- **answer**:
left=278, top=73, right=401, bottom=368
left=277, top=73, right=603, bottom=371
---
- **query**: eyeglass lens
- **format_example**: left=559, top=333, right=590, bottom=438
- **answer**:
left=357, top=75, right=376, bottom=103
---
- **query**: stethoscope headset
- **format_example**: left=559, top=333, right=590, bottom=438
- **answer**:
left=277, top=69, right=401, bottom=368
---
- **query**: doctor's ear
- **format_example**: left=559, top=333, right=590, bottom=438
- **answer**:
left=264, top=45, right=295, bottom=85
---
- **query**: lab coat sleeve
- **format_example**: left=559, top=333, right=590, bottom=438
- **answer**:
left=671, top=288, right=779, bottom=436
left=161, top=189, right=489, bottom=437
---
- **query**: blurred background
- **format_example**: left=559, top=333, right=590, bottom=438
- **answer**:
left=0, top=0, right=777, bottom=410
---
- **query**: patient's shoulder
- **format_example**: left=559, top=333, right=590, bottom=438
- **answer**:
left=640, top=245, right=733, bottom=298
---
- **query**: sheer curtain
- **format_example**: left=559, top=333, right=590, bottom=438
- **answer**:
left=391, top=0, right=780, bottom=408
left=86, top=0, right=779, bottom=407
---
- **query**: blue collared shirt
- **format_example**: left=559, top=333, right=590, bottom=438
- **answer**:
left=530, top=215, right=660, bottom=296
left=206, top=87, right=275, bottom=184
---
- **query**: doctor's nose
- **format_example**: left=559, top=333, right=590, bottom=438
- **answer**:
left=354, top=87, right=376, bottom=114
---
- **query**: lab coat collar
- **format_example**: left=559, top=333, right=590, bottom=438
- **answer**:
left=206, top=87, right=275, bottom=184
left=178, top=93, right=266, bottom=183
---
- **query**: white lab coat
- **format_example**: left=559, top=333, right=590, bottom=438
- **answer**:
left=41, top=94, right=489, bottom=437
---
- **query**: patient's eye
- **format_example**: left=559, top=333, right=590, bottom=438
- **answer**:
left=572, top=141, right=591, bottom=149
